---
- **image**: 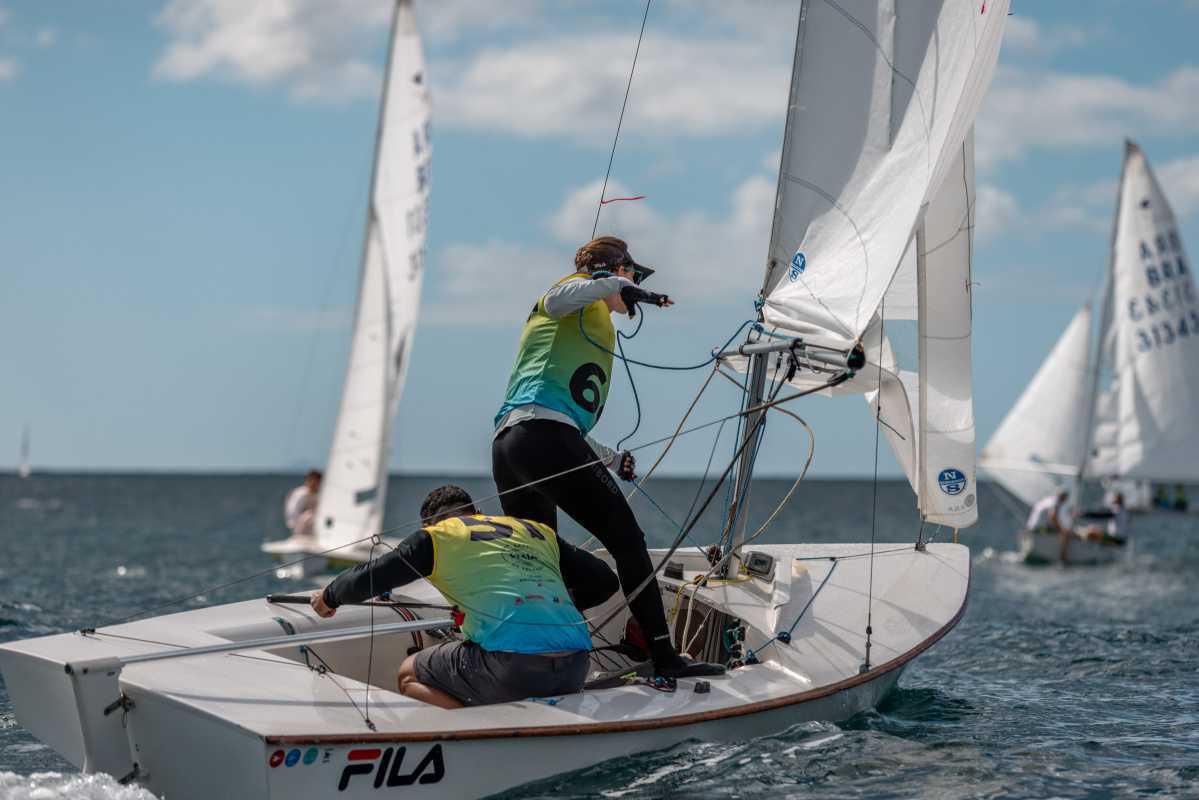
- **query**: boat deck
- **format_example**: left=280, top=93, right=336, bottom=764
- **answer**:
left=2, top=543, right=969, bottom=741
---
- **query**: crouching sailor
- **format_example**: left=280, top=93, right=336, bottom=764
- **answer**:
left=311, top=485, right=618, bottom=709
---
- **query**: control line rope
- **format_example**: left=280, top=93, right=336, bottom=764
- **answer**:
left=97, top=372, right=844, bottom=631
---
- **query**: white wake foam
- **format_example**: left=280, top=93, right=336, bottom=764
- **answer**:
left=0, top=772, right=158, bottom=800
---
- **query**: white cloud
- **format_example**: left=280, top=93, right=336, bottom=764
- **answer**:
left=1159, top=154, right=1199, bottom=218
left=423, top=241, right=570, bottom=327
left=34, top=27, right=57, bottom=48
left=975, top=152, right=1199, bottom=244
left=0, top=58, right=18, bottom=82
left=152, top=0, right=389, bottom=102
left=1001, top=17, right=1099, bottom=56
left=975, top=182, right=1024, bottom=245
left=425, top=169, right=775, bottom=326
left=436, top=33, right=787, bottom=142
left=419, top=1, right=545, bottom=43
left=977, top=65, right=1199, bottom=171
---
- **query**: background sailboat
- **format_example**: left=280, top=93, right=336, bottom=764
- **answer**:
left=18, top=423, right=31, bottom=479
left=263, top=0, right=431, bottom=573
left=981, top=140, right=1199, bottom=561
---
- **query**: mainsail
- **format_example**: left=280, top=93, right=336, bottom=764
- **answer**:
left=745, top=0, right=1007, bottom=527
left=1088, top=141, right=1199, bottom=481
left=979, top=307, right=1094, bottom=506
left=982, top=141, right=1199, bottom=507
left=315, top=0, right=431, bottom=552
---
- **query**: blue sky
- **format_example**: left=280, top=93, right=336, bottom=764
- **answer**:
left=3, top=0, right=1198, bottom=478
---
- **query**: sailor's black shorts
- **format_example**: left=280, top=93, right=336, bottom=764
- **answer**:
left=412, top=640, right=589, bottom=707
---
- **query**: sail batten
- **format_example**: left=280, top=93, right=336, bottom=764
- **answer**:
left=315, top=0, right=431, bottom=552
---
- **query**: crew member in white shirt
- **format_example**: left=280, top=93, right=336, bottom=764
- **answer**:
left=285, top=470, right=321, bottom=539
left=1025, top=490, right=1069, bottom=534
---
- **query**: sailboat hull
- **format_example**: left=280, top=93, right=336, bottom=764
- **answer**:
left=1018, top=529, right=1126, bottom=566
left=0, top=543, right=968, bottom=799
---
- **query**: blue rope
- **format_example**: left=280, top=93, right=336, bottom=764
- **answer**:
left=745, top=558, right=840, bottom=663
left=579, top=313, right=755, bottom=372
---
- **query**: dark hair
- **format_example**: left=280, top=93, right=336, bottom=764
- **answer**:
left=575, top=235, right=630, bottom=273
left=305, top=469, right=322, bottom=481
left=420, top=485, right=477, bottom=525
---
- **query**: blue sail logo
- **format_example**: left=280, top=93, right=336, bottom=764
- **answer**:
left=938, top=468, right=967, bottom=496
left=789, top=250, right=806, bottom=282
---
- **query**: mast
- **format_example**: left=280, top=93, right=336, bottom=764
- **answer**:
left=723, top=1, right=809, bottom=559
left=1074, top=142, right=1129, bottom=508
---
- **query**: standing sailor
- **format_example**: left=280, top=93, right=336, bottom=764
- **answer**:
left=491, top=236, right=722, bottom=680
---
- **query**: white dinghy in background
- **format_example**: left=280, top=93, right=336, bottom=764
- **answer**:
left=262, top=0, right=432, bottom=576
left=981, top=141, right=1199, bottom=564
left=0, top=2, right=1010, bottom=797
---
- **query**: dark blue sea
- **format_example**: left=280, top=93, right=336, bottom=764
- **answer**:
left=1, top=474, right=1197, bottom=799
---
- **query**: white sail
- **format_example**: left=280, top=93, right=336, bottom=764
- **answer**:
left=315, top=0, right=431, bottom=552
left=979, top=307, right=1094, bottom=506
left=865, top=134, right=977, bottom=525
left=745, top=1, right=1005, bottom=526
left=1096, top=141, right=1199, bottom=481
left=17, top=424, right=30, bottom=479
left=760, top=0, right=1007, bottom=357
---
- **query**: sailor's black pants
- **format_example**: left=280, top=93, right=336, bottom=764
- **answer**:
left=491, top=419, right=672, bottom=652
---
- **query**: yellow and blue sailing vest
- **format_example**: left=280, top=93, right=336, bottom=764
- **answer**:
left=495, top=273, right=616, bottom=435
left=425, top=515, right=592, bottom=654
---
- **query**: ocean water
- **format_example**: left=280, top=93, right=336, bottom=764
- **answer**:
left=1, top=473, right=1197, bottom=799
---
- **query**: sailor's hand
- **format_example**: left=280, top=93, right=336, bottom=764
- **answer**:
left=311, top=590, right=336, bottom=618
left=617, top=451, right=637, bottom=482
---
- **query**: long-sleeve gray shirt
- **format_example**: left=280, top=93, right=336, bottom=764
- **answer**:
left=493, top=274, right=635, bottom=464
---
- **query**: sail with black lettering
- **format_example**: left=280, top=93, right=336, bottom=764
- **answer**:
left=315, top=0, right=432, bottom=553
left=1085, top=141, right=1199, bottom=481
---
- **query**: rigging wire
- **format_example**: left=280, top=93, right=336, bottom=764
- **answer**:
left=863, top=302, right=885, bottom=672
left=98, top=373, right=836, bottom=630
left=592, top=0, right=653, bottom=238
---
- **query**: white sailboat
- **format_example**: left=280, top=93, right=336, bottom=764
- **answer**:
left=981, top=140, right=1199, bottom=564
left=17, top=423, right=31, bottom=479
left=0, top=3, right=1009, bottom=797
left=263, top=0, right=431, bottom=576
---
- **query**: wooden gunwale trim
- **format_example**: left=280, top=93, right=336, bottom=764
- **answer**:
left=265, top=568, right=971, bottom=746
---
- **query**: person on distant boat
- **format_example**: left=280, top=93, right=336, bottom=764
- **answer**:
left=1106, top=493, right=1129, bottom=542
left=1025, top=490, right=1070, bottom=534
left=284, top=469, right=321, bottom=539
left=490, top=235, right=723, bottom=682
left=311, top=485, right=620, bottom=709
left=1173, top=484, right=1189, bottom=512
left=1082, top=492, right=1129, bottom=543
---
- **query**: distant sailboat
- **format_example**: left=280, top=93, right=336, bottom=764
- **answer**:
left=17, top=424, right=30, bottom=479
left=262, top=0, right=431, bottom=574
left=981, top=140, right=1199, bottom=563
